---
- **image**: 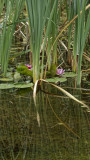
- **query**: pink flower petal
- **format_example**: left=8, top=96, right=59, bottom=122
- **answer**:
left=25, top=64, right=32, bottom=70
left=57, top=69, right=65, bottom=75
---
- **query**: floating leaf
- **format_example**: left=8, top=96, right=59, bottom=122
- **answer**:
left=14, top=72, right=21, bottom=82
left=0, top=83, right=14, bottom=89
left=14, top=83, right=33, bottom=88
left=0, top=82, right=33, bottom=89
left=45, top=78, right=55, bottom=82
left=54, top=77, right=67, bottom=82
left=46, top=77, right=67, bottom=83
left=6, top=72, right=12, bottom=78
left=63, top=72, right=76, bottom=77
left=0, top=78, right=13, bottom=82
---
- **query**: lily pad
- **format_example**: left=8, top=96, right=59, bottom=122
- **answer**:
left=63, top=72, right=76, bottom=77
left=0, top=78, right=13, bottom=82
left=0, top=83, right=14, bottom=89
left=46, top=77, right=67, bottom=83
left=14, top=72, right=21, bottom=82
left=14, top=83, right=33, bottom=88
left=54, top=77, right=67, bottom=82
left=6, top=72, right=12, bottom=78
left=0, top=83, right=33, bottom=89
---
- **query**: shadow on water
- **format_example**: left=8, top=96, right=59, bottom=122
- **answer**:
left=0, top=79, right=90, bottom=160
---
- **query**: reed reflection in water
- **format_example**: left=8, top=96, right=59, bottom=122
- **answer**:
left=0, top=84, right=89, bottom=160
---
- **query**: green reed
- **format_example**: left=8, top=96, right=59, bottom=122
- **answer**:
left=26, top=0, right=50, bottom=83
left=51, top=0, right=90, bottom=85
left=0, top=0, right=90, bottom=85
left=26, top=0, right=58, bottom=82
left=76, top=1, right=90, bottom=85
left=46, top=0, right=61, bottom=70
left=67, top=0, right=90, bottom=85
left=0, top=0, right=25, bottom=74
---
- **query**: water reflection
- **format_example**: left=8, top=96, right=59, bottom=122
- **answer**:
left=0, top=83, right=89, bottom=160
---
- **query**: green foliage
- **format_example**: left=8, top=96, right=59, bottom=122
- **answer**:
left=50, top=63, right=57, bottom=76
left=46, top=0, right=60, bottom=69
left=0, top=77, right=13, bottom=82
left=17, top=66, right=28, bottom=72
left=46, top=77, right=67, bottom=83
left=17, top=66, right=33, bottom=77
left=0, top=82, right=33, bottom=89
left=63, top=72, right=76, bottom=78
left=26, top=0, right=50, bottom=82
left=0, top=0, right=90, bottom=85
left=14, top=82, right=33, bottom=88
left=26, top=0, right=58, bottom=82
left=46, top=71, right=51, bottom=77
left=0, top=83, right=14, bottom=89
left=65, top=0, right=90, bottom=85
left=0, top=0, right=25, bottom=74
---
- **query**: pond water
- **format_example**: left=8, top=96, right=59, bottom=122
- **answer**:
left=0, top=78, right=90, bottom=160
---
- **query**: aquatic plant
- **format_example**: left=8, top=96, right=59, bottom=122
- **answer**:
left=65, top=1, right=90, bottom=85
left=33, top=79, right=89, bottom=110
left=26, top=0, right=58, bottom=83
left=0, top=0, right=90, bottom=86
left=57, top=69, right=65, bottom=75
left=17, top=66, right=33, bottom=77
left=50, top=63, right=57, bottom=77
left=25, top=64, right=32, bottom=70
left=51, top=2, right=90, bottom=86
left=0, top=0, right=25, bottom=74
left=46, top=0, right=61, bottom=70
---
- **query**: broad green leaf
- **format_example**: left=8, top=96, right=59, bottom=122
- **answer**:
left=14, top=83, right=33, bottom=88
left=0, top=84, right=14, bottom=89
left=14, top=72, right=21, bottom=82
left=0, top=78, right=13, bottom=82
left=46, top=77, right=67, bottom=83
left=63, top=72, right=76, bottom=77
left=0, top=82, right=33, bottom=89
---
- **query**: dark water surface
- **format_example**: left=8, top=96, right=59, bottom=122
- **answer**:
left=0, top=80, right=90, bottom=160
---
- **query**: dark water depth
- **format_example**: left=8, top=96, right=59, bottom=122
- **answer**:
left=0, top=80, right=90, bottom=160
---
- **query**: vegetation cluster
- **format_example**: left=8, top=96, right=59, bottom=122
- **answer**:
left=0, top=0, right=90, bottom=86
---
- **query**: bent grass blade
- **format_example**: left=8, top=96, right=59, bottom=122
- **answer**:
left=33, top=80, right=39, bottom=106
left=39, top=79, right=89, bottom=110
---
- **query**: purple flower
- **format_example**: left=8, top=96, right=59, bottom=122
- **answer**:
left=25, top=64, right=32, bottom=70
left=57, top=68, right=65, bottom=75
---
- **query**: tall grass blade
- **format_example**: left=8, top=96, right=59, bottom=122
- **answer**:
left=26, top=0, right=50, bottom=83
left=41, top=0, right=58, bottom=79
left=0, top=0, right=25, bottom=74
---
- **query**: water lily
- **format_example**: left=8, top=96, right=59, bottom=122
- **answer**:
left=25, top=64, right=32, bottom=70
left=57, top=68, right=65, bottom=75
